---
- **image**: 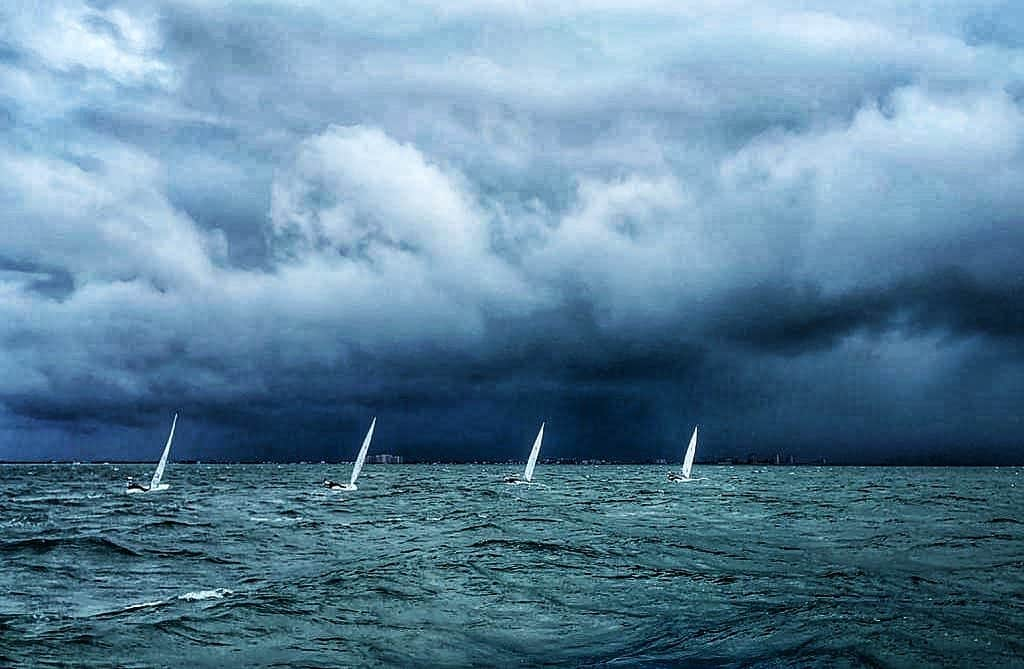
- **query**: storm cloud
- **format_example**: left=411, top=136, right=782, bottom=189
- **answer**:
left=2, top=0, right=1023, bottom=463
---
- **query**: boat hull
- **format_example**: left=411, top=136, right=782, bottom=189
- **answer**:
left=126, top=483, right=170, bottom=494
left=503, top=475, right=540, bottom=485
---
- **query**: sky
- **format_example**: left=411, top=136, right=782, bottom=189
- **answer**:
left=1, top=0, right=1023, bottom=463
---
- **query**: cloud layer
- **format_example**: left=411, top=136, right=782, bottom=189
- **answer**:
left=2, top=0, right=1023, bottom=462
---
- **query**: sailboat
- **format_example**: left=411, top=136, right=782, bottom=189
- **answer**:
left=126, top=413, right=177, bottom=494
left=504, top=422, right=545, bottom=484
left=668, top=425, right=701, bottom=482
left=324, top=417, right=375, bottom=491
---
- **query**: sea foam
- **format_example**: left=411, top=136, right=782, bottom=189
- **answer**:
left=179, top=588, right=233, bottom=601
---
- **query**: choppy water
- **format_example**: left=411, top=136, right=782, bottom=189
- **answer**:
left=1, top=465, right=1022, bottom=667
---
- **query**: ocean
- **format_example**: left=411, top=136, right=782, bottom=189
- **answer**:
left=1, top=464, right=1021, bottom=667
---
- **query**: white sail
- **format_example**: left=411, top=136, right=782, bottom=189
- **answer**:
left=149, top=413, right=177, bottom=489
left=523, top=422, right=545, bottom=482
left=681, top=425, right=698, bottom=480
left=349, top=417, right=376, bottom=486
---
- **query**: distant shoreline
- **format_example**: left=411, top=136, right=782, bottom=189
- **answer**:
left=1, top=461, right=1020, bottom=467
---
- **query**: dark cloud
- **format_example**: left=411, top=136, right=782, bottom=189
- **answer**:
left=712, top=269, right=1024, bottom=355
left=1, top=0, right=1023, bottom=463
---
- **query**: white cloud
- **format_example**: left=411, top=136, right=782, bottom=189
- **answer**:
left=719, top=85, right=1024, bottom=291
left=271, top=126, right=483, bottom=258
left=0, top=144, right=220, bottom=288
left=526, top=173, right=717, bottom=327
left=269, top=124, right=535, bottom=309
left=21, top=3, right=173, bottom=87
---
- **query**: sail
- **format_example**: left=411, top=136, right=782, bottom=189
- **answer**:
left=349, top=417, right=376, bottom=486
left=150, top=413, right=178, bottom=489
left=681, top=425, right=698, bottom=479
left=523, top=422, right=545, bottom=482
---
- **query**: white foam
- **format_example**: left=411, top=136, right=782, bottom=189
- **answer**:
left=122, top=599, right=164, bottom=612
left=179, top=588, right=233, bottom=601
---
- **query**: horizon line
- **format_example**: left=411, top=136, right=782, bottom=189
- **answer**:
left=2, top=460, right=1021, bottom=467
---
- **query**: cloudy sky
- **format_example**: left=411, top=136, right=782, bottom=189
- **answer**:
left=1, top=0, right=1022, bottom=463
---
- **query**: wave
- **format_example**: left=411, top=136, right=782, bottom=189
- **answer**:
left=90, top=599, right=168, bottom=620
left=469, top=538, right=604, bottom=558
left=119, top=599, right=166, bottom=613
left=138, top=519, right=212, bottom=530
left=602, top=566, right=739, bottom=585
left=148, top=547, right=240, bottom=565
left=179, top=588, right=233, bottom=602
left=452, top=521, right=502, bottom=533
left=89, top=588, right=234, bottom=620
left=0, top=536, right=240, bottom=567
left=0, top=535, right=141, bottom=557
left=931, top=493, right=988, bottom=503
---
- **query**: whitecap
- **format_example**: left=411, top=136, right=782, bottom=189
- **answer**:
left=122, top=599, right=165, bottom=612
left=179, top=588, right=233, bottom=602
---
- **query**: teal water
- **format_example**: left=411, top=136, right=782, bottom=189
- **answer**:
left=1, top=465, right=1021, bottom=667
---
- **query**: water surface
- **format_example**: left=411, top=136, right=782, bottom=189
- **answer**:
left=1, top=465, right=1021, bottom=667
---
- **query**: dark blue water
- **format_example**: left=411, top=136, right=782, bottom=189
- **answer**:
left=1, top=465, right=1022, bottom=667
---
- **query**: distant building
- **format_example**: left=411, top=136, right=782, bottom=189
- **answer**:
left=369, top=454, right=403, bottom=464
